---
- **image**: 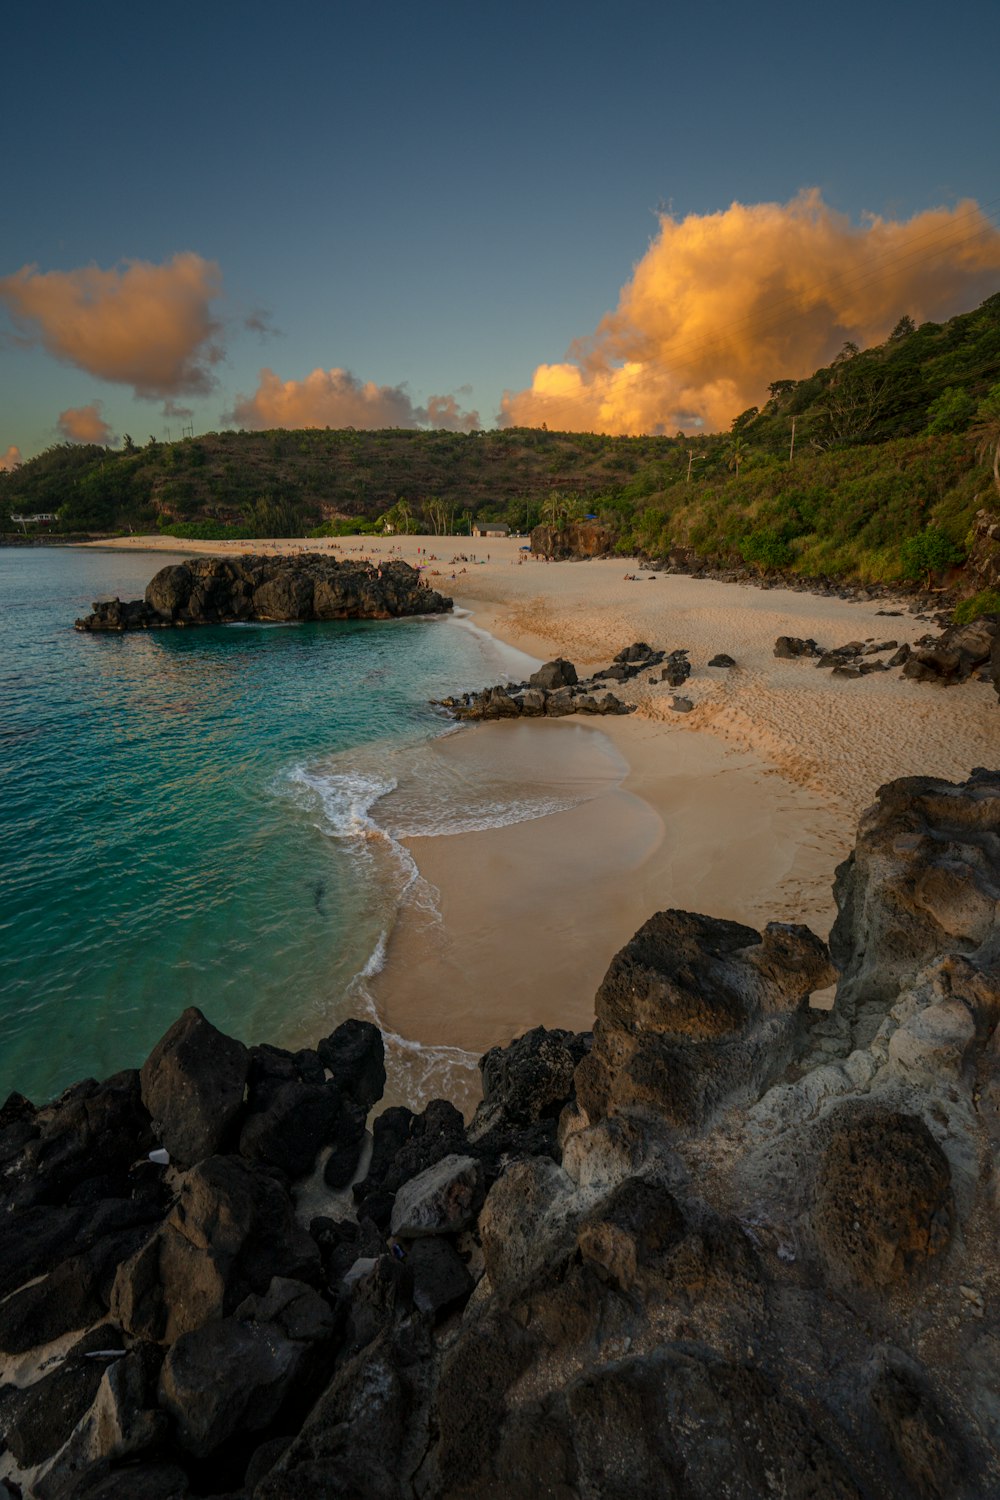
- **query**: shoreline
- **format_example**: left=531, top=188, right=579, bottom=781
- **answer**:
left=74, top=535, right=998, bottom=1096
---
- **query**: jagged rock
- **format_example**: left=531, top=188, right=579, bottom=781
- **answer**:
left=315, top=1017, right=386, bottom=1111
left=239, top=1079, right=348, bottom=1179
left=353, top=1098, right=467, bottom=1230
left=33, top=1343, right=166, bottom=1499
left=576, top=911, right=834, bottom=1127
left=471, top=1026, right=588, bottom=1138
left=902, top=615, right=998, bottom=685
left=575, top=1175, right=684, bottom=1289
left=662, top=649, right=691, bottom=686
left=614, top=642, right=655, bottom=663
left=75, top=556, right=451, bottom=631
left=0, top=1326, right=125, bottom=1468
left=110, top=1155, right=319, bottom=1345
left=828, top=769, right=1000, bottom=1050
left=140, top=1008, right=249, bottom=1170
left=708, top=653, right=736, bottom=667
left=2, top=1070, right=155, bottom=1211
left=774, top=635, right=821, bottom=658
left=158, top=1317, right=302, bottom=1457
left=812, top=1106, right=954, bottom=1289
left=887, top=642, right=911, bottom=667
left=389, top=1154, right=484, bottom=1239
left=529, top=657, right=578, bottom=690
left=52, top=1464, right=191, bottom=1500
left=671, top=695, right=694, bottom=712
left=408, top=1237, right=475, bottom=1317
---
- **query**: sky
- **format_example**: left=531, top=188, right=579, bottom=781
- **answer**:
left=3, top=0, right=1000, bottom=465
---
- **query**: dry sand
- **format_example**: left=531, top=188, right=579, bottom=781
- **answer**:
left=86, top=534, right=998, bottom=1090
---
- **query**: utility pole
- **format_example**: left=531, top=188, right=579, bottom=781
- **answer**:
left=686, top=449, right=695, bottom=483
left=789, top=416, right=796, bottom=466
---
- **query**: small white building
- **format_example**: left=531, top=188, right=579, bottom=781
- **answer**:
left=471, top=521, right=509, bottom=538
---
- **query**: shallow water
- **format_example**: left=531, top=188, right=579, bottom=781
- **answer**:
left=0, top=549, right=558, bottom=1104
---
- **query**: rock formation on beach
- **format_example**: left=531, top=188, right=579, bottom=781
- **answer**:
left=73, top=555, right=452, bottom=631
left=433, top=641, right=668, bottom=720
left=2, top=769, right=1000, bottom=1497
left=774, top=616, right=1000, bottom=700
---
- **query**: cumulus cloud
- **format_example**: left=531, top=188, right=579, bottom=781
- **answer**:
left=227, top=367, right=479, bottom=433
left=57, top=402, right=113, bottom=444
left=501, top=191, right=1000, bottom=434
left=0, top=445, right=21, bottom=471
left=0, top=252, right=223, bottom=399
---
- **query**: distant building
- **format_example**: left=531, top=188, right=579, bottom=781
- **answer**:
left=472, top=521, right=509, bottom=538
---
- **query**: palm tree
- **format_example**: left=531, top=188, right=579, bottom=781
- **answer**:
left=971, top=384, right=1000, bottom=500
left=726, top=436, right=747, bottom=479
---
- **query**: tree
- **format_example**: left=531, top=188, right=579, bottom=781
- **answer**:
left=889, top=315, right=916, bottom=342
left=811, top=359, right=889, bottom=448
left=899, top=527, right=964, bottom=587
left=725, top=435, right=748, bottom=478
left=739, top=528, right=792, bottom=574
left=925, top=386, right=975, bottom=435
left=970, top=382, right=1000, bottom=500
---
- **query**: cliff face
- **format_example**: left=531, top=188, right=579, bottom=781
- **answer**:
left=530, top=521, right=614, bottom=559
left=2, top=770, right=1000, bottom=1498
left=966, top=506, right=1000, bottom=594
left=74, top=555, right=452, bottom=631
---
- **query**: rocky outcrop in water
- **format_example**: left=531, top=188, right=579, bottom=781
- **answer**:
left=3, top=769, right=1000, bottom=1497
left=73, top=555, right=452, bottom=631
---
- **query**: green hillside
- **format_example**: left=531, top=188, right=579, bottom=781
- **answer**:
left=3, top=292, right=1000, bottom=589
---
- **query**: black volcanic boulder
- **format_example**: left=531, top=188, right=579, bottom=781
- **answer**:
left=145, top=564, right=193, bottom=619
left=140, top=1009, right=249, bottom=1169
left=529, top=657, right=578, bottom=690
left=76, top=554, right=452, bottom=630
left=317, top=1018, right=386, bottom=1112
left=902, top=614, right=998, bottom=685
left=252, top=572, right=315, bottom=621
left=774, top=635, right=821, bottom=658
left=576, top=911, right=834, bottom=1127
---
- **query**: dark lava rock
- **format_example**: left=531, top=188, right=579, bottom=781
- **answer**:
left=140, top=1008, right=249, bottom=1169
left=813, top=1107, right=954, bottom=1289
left=529, top=657, right=579, bottom=690
left=111, top=1155, right=319, bottom=1345
left=774, top=635, right=821, bottom=658
left=577, top=911, right=834, bottom=1127
left=671, top=695, right=694, bottom=712
left=0, top=1325, right=125, bottom=1466
left=158, top=1316, right=303, bottom=1457
left=408, top=1236, right=475, bottom=1317
left=75, top=555, right=451, bottom=631
left=316, top=1018, right=386, bottom=1112
left=239, top=1079, right=346, bottom=1179
left=473, top=1026, right=588, bottom=1134
left=708, top=653, right=736, bottom=667
left=901, top=615, right=998, bottom=686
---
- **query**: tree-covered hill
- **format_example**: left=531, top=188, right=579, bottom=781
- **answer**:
left=3, top=291, right=999, bottom=593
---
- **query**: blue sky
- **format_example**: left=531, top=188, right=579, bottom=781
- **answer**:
left=3, top=0, right=999, bottom=459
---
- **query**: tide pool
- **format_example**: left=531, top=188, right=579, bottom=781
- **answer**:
left=0, top=548, right=533, bottom=1105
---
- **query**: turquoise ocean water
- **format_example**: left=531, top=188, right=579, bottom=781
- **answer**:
left=0, top=548, right=551, bottom=1106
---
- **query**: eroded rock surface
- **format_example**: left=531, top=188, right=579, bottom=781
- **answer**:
left=74, top=555, right=451, bottom=631
left=3, top=770, right=1000, bottom=1497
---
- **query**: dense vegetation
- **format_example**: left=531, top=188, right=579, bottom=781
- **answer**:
left=4, top=292, right=1000, bottom=584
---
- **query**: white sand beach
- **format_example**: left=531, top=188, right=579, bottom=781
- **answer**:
left=86, top=534, right=998, bottom=1087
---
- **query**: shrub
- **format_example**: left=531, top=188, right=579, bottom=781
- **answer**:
left=953, top=588, right=1000, bottom=623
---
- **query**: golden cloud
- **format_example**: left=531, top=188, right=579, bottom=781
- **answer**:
left=501, top=191, right=1000, bottom=434
left=0, top=253, right=223, bottom=398
left=57, top=402, right=113, bottom=445
left=228, top=367, right=478, bottom=432
left=0, top=444, right=21, bottom=471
